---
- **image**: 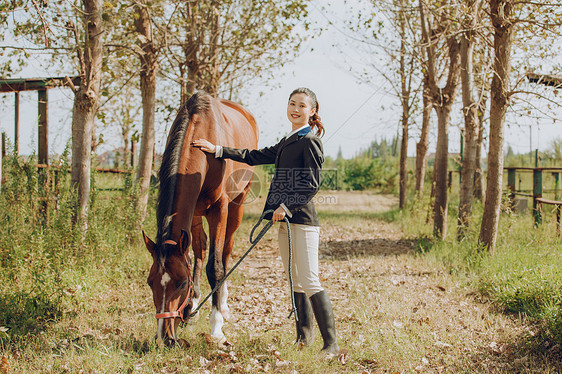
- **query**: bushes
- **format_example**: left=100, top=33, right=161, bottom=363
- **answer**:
left=342, top=157, right=397, bottom=192
left=0, top=154, right=147, bottom=341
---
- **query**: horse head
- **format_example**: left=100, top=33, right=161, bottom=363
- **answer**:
left=143, top=230, right=193, bottom=346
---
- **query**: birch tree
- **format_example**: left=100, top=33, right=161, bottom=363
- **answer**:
left=134, top=0, right=159, bottom=222
left=342, top=0, right=420, bottom=208
left=161, top=0, right=310, bottom=103
left=479, top=0, right=562, bottom=252
left=419, top=0, right=462, bottom=238
left=414, top=74, right=432, bottom=196
left=457, top=0, right=483, bottom=239
left=69, top=0, right=104, bottom=230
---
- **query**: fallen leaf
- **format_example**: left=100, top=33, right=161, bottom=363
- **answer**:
left=275, top=359, right=289, bottom=369
left=489, top=341, right=502, bottom=355
left=338, top=349, right=349, bottom=365
left=199, top=333, right=214, bottom=345
left=434, top=341, right=452, bottom=348
left=221, top=339, right=233, bottom=347
left=0, top=355, right=9, bottom=374
left=199, top=356, right=210, bottom=368
left=229, top=363, right=244, bottom=373
left=176, top=338, right=190, bottom=349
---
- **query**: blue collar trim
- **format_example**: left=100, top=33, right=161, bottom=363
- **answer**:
left=297, top=126, right=312, bottom=137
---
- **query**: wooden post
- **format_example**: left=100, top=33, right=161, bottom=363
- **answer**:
left=38, top=89, right=49, bottom=222
left=130, top=137, right=136, bottom=168
left=553, top=172, right=560, bottom=201
left=0, top=133, right=2, bottom=194
left=38, top=89, right=48, bottom=165
left=556, top=204, right=560, bottom=237
left=535, top=149, right=539, bottom=168
left=1, top=132, right=6, bottom=158
left=533, top=168, right=542, bottom=227
left=507, top=168, right=516, bottom=208
left=459, top=129, right=464, bottom=185
left=14, top=91, right=20, bottom=156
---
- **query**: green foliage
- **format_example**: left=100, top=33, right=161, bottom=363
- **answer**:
left=0, top=153, right=146, bottom=342
left=342, top=157, right=397, bottom=192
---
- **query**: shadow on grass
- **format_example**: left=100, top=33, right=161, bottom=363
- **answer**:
left=448, top=335, right=562, bottom=373
left=320, top=237, right=415, bottom=259
left=244, top=208, right=405, bottom=224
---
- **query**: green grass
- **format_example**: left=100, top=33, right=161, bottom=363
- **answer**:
left=0, top=159, right=377, bottom=373
left=2, top=154, right=562, bottom=372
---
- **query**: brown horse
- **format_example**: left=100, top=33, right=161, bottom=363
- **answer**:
left=142, top=92, right=258, bottom=345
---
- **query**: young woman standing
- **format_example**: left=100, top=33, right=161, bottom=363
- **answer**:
left=193, top=88, right=339, bottom=356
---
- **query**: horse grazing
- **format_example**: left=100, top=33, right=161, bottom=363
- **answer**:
left=142, top=92, right=258, bottom=346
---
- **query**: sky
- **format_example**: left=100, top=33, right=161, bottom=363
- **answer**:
left=0, top=1, right=561, bottom=160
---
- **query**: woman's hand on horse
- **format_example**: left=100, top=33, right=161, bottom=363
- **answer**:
left=272, top=206, right=286, bottom=223
left=192, top=139, right=216, bottom=153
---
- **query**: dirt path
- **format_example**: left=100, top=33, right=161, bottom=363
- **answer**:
left=225, top=193, right=544, bottom=373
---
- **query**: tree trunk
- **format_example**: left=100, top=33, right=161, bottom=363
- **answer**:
left=433, top=104, right=452, bottom=237
left=186, top=61, right=198, bottom=99
left=474, top=92, right=487, bottom=201
left=431, top=38, right=461, bottom=238
left=71, top=0, right=104, bottom=231
left=479, top=0, right=514, bottom=253
left=418, top=0, right=461, bottom=237
left=398, top=14, right=410, bottom=209
left=457, top=0, right=481, bottom=240
left=399, top=109, right=409, bottom=209
left=135, top=2, right=158, bottom=222
left=415, top=74, right=431, bottom=197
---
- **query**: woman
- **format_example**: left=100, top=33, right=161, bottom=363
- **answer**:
left=192, top=88, right=339, bottom=356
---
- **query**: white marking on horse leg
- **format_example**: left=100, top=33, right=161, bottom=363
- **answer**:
left=220, top=281, right=231, bottom=320
left=157, top=286, right=167, bottom=342
left=210, top=306, right=225, bottom=342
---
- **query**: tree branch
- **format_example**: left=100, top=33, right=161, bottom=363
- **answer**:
left=31, top=0, right=55, bottom=47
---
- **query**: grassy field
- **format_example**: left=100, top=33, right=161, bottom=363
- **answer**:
left=1, top=160, right=562, bottom=373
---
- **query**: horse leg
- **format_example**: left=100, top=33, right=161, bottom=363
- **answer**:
left=205, top=197, right=229, bottom=341
left=190, top=216, right=206, bottom=320
left=219, top=192, right=248, bottom=320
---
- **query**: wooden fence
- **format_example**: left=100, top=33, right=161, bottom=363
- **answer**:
left=506, top=167, right=562, bottom=234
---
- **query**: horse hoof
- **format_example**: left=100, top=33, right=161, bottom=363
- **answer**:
left=211, top=332, right=226, bottom=344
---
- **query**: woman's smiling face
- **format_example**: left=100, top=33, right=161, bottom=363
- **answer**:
left=287, top=93, right=316, bottom=127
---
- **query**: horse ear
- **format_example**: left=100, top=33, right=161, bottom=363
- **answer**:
left=142, top=231, right=156, bottom=258
left=179, top=230, right=190, bottom=255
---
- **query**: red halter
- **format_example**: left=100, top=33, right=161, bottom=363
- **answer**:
left=154, top=240, right=194, bottom=322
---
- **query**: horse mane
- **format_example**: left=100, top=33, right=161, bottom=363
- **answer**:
left=156, top=91, right=212, bottom=247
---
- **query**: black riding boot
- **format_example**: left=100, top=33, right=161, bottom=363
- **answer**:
left=310, top=290, right=339, bottom=355
left=294, top=292, right=314, bottom=346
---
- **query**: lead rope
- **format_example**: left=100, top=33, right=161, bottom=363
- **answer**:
left=189, top=210, right=298, bottom=322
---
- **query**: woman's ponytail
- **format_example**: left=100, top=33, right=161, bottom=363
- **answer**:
left=309, top=112, right=325, bottom=138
